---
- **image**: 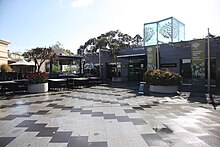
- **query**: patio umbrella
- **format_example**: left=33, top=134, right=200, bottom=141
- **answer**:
left=10, top=59, right=34, bottom=66
left=10, top=59, right=35, bottom=75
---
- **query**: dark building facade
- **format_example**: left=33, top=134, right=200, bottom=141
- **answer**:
left=83, top=37, right=220, bottom=83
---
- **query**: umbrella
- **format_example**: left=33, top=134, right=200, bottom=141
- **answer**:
left=10, top=59, right=35, bottom=75
left=10, top=59, right=34, bottom=66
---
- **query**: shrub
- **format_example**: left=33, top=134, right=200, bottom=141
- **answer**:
left=26, top=72, right=48, bottom=84
left=143, top=69, right=182, bottom=86
left=0, top=64, right=12, bottom=72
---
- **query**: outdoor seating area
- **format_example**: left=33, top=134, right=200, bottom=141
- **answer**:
left=0, top=72, right=102, bottom=95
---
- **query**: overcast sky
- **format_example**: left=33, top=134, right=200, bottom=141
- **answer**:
left=0, top=0, right=220, bottom=53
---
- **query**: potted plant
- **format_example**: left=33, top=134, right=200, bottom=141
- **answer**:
left=143, top=69, right=182, bottom=93
left=26, top=72, right=48, bottom=93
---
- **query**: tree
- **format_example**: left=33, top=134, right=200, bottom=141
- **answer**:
left=132, top=34, right=143, bottom=47
left=78, top=30, right=133, bottom=55
left=51, top=41, right=74, bottom=55
left=23, top=47, right=57, bottom=72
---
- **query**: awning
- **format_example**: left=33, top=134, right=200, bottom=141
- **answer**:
left=117, top=53, right=146, bottom=58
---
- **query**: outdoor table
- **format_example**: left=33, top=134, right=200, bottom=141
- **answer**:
left=0, top=80, right=17, bottom=94
left=14, top=79, right=28, bottom=92
left=88, top=77, right=101, bottom=86
left=73, top=77, right=89, bottom=87
left=48, top=78, right=67, bottom=90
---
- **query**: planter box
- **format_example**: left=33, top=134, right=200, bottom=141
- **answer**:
left=28, top=83, right=48, bottom=93
left=149, top=85, right=177, bottom=94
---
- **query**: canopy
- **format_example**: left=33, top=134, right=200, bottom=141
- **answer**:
left=10, top=59, right=35, bottom=66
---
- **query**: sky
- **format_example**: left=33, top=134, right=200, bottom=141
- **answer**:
left=0, top=0, right=220, bottom=54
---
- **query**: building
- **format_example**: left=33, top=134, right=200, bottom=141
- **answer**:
left=0, top=39, right=10, bottom=65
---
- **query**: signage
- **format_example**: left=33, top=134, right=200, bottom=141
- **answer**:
left=146, top=46, right=156, bottom=70
left=191, top=40, right=205, bottom=79
left=138, top=82, right=146, bottom=95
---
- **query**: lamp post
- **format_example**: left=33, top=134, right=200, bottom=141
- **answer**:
left=156, top=40, right=160, bottom=69
left=207, top=28, right=211, bottom=95
left=99, top=48, right=101, bottom=79
left=207, top=28, right=216, bottom=109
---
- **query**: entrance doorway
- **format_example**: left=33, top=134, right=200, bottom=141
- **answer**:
left=128, top=59, right=145, bottom=81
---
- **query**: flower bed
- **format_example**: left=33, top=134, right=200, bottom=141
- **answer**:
left=143, top=69, right=182, bottom=93
left=26, top=72, right=48, bottom=84
left=143, top=69, right=182, bottom=86
left=26, top=72, right=49, bottom=93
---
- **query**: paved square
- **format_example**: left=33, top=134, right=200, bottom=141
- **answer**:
left=0, top=84, right=220, bottom=147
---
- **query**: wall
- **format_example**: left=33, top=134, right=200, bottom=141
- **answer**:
left=0, top=40, right=10, bottom=65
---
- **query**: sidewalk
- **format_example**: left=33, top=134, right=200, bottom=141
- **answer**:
left=0, top=83, right=220, bottom=147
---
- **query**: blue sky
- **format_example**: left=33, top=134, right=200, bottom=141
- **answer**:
left=0, top=0, right=220, bottom=54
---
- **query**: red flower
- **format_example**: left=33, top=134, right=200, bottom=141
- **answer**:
left=25, top=72, right=48, bottom=84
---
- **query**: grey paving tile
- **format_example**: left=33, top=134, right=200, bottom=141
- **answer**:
left=88, top=141, right=108, bottom=147
left=103, top=114, right=116, bottom=119
left=16, top=120, right=37, bottom=127
left=25, top=123, right=47, bottom=132
left=34, top=101, right=44, bottom=104
left=131, top=118, right=147, bottom=125
left=116, top=116, right=131, bottom=122
left=67, top=136, right=88, bottom=147
left=54, top=105, right=65, bottom=109
left=116, top=98, right=124, bottom=100
left=50, top=131, right=72, bottom=143
left=36, top=127, right=59, bottom=137
left=34, top=110, right=50, bottom=115
left=54, top=98, right=63, bottom=101
left=120, top=103, right=129, bottom=106
left=0, top=105, right=10, bottom=109
left=91, top=112, right=103, bottom=117
left=102, top=100, right=110, bottom=103
left=141, top=133, right=168, bottom=146
left=93, top=99, right=102, bottom=102
left=46, top=103, right=58, bottom=107
left=86, top=98, right=93, bottom=101
left=0, top=115, right=18, bottom=120
left=140, top=105, right=152, bottom=108
left=62, top=106, right=74, bottom=110
left=81, top=110, right=92, bottom=114
left=110, top=101, right=118, bottom=104
left=124, top=109, right=136, bottom=113
left=0, top=137, right=16, bottom=147
left=132, top=107, right=144, bottom=110
left=71, top=108, right=82, bottom=112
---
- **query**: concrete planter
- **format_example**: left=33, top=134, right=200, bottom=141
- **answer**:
left=149, top=85, right=177, bottom=94
left=28, top=83, right=48, bottom=93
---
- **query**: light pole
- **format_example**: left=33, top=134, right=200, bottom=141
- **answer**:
left=207, top=28, right=211, bottom=95
left=207, top=28, right=216, bottom=109
left=99, top=48, right=101, bottom=79
left=156, top=40, right=160, bottom=69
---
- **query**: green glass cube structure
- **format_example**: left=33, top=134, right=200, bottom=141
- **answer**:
left=144, top=17, right=185, bottom=46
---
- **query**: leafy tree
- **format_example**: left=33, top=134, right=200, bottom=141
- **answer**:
left=132, top=34, right=143, bottom=47
left=23, top=47, right=57, bottom=72
left=0, top=64, right=12, bottom=72
left=51, top=41, right=74, bottom=55
left=78, top=30, right=133, bottom=55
